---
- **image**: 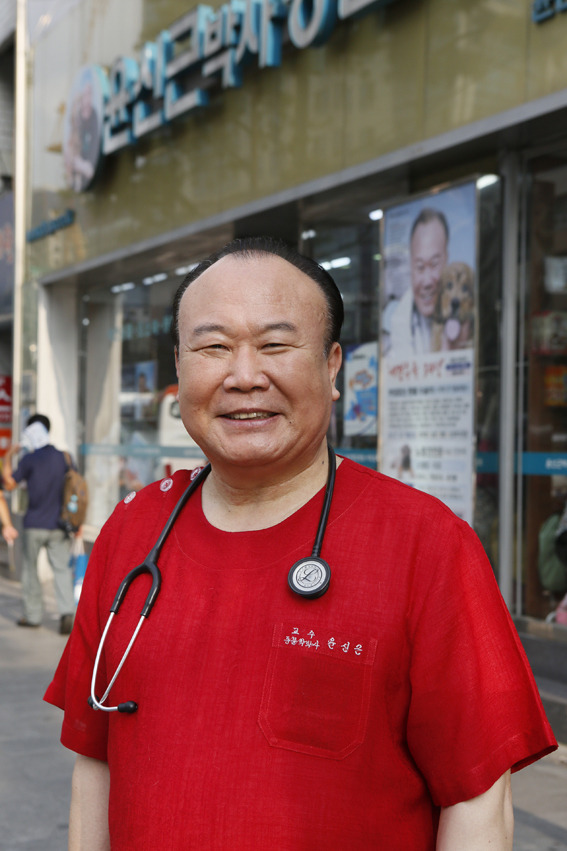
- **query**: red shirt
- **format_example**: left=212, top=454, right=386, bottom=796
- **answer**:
left=45, top=459, right=556, bottom=849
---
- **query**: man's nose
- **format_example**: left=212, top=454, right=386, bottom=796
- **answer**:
left=223, top=347, right=270, bottom=391
left=423, top=267, right=439, bottom=288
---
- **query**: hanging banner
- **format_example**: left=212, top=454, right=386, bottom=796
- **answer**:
left=379, top=181, right=477, bottom=523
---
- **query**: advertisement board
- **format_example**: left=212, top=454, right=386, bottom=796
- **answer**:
left=0, top=192, right=14, bottom=315
left=343, top=342, right=378, bottom=437
left=379, top=182, right=477, bottom=523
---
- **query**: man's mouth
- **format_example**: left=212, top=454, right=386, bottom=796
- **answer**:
left=223, top=412, right=276, bottom=420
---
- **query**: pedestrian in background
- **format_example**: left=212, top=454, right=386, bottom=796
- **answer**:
left=3, top=414, right=75, bottom=634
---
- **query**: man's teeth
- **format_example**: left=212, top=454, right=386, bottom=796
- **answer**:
left=229, top=412, right=272, bottom=420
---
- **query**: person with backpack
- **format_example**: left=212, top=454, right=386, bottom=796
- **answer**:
left=3, top=414, right=76, bottom=635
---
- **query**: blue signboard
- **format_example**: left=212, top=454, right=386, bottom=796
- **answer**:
left=63, top=0, right=404, bottom=191
left=532, top=0, right=567, bottom=22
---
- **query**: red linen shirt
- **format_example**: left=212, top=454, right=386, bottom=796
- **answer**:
left=45, top=459, right=557, bottom=850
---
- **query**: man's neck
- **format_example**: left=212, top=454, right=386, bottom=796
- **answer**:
left=201, top=444, right=335, bottom=532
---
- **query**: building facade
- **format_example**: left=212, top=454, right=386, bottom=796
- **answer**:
left=16, top=0, right=567, bottom=629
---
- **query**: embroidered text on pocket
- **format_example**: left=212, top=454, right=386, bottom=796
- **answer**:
left=258, top=623, right=377, bottom=760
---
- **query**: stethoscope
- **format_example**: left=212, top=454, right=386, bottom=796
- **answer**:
left=89, top=444, right=336, bottom=714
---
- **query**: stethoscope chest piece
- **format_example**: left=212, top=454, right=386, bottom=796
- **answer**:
left=288, top=557, right=331, bottom=599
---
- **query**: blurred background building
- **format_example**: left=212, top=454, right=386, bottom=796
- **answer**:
left=4, top=0, right=567, bottom=709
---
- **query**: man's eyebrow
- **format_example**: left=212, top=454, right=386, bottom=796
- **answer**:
left=191, top=323, right=228, bottom=337
left=414, top=252, right=444, bottom=262
left=260, top=322, right=298, bottom=334
left=191, top=321, right=298, bottom=336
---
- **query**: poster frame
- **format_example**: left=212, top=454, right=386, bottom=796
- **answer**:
left=377, top=175, right=481, bottom=524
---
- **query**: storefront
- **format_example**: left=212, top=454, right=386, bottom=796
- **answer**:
left=15, top=0, right=567, bottom=626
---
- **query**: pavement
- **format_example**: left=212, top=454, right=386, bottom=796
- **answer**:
left=1, top=566, right=567, bottom=850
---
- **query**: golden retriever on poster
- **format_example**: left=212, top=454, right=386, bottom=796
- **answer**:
left=432, top=262, right=475, bottom=351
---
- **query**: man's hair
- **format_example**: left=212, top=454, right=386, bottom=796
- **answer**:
left=170, top=236, right=344, bottom=355
left=409, top=208, right=450, bottom=245
left=27, top=413, right=50, bottom=432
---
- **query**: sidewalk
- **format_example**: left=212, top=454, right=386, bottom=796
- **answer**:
left=0, top=568, right=74, bottom=851
left=1, top=567, right=567, bottom=850
left=512, top=746, right=567, bottom=850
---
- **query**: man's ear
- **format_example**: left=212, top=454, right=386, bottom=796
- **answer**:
left=327, top=343, right=342, bottom=402
left=175, top=348, right=179, bottom=379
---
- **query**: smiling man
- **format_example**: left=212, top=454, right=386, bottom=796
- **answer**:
left=389, top=208, right=449, bottom=358
left=45, top=237, right=555, bottom=850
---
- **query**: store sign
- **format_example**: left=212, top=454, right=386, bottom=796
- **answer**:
left=532, top=0, right=567, bottom=22
left=63, top=0, right=402, bottom=191
left=26, top=209, right=75, bottom=242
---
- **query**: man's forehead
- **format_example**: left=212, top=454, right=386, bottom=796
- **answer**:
left=411, top=220, right=447, bottom=247
left=179, top=253, right=327, bottom=310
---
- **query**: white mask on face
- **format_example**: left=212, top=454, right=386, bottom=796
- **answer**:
left=20, top=422, right=50, bottom=453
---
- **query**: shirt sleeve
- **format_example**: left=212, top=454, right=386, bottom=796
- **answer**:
left=406, top=513, right=557, bottom=808
left=11, top=453, right=28, bottom=484
left=44, top=481, right=174, bottom=760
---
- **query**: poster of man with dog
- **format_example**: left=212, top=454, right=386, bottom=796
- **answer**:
left=379, top=181, right=477, bottom=524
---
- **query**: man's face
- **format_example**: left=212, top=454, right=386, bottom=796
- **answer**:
left=175, top=254, right=342, bottom=478
left=410, top=220, right=448, bottom=318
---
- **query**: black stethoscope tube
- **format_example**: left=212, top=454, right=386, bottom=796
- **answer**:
left=89, top=446, right=336, bottom=714
left=312, top=443, right=335, bottom=558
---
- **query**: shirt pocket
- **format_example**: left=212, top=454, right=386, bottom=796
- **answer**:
left=258, top=622, right=377, bottom=760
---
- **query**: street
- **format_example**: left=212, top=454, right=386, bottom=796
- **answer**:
left=1, top=567, right=566, bottom=850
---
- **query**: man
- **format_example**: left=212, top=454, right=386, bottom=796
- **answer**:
left=72, top=79, right=99, bottom=191
left=389, top=208, right=449, bottom=358
left=3, top=414, right=75, bottom=634
left=45, top=237, right=555, bottom=849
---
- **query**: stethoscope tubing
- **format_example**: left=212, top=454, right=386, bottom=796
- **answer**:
left=312, top=444, right=336, bottom=558
left=90, top=464, right=211, bottom=713
left=90, top=446, right=336, bottom=714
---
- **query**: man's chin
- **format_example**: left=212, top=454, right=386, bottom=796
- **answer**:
left=416, top=305, right=435, bottom=320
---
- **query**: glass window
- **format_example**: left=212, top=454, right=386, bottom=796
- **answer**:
left=302, top=220, right=380, bottom=469
left=520, top=155, right=567, bottom=619
left=79, top=268, right=205, bottom=528
left=300, top=178, right=503, bottom=578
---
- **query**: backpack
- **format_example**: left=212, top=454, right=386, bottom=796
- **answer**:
left=60, top=452, right=89, bottom=534
left=538, top=514, right=567, bottom=595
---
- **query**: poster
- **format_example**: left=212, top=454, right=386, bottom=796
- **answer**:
left=344, top=342, right=378, bottom=436
left=0, top=192, right=14, bottom=316
left=379, top=182, right=477, bottom=523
